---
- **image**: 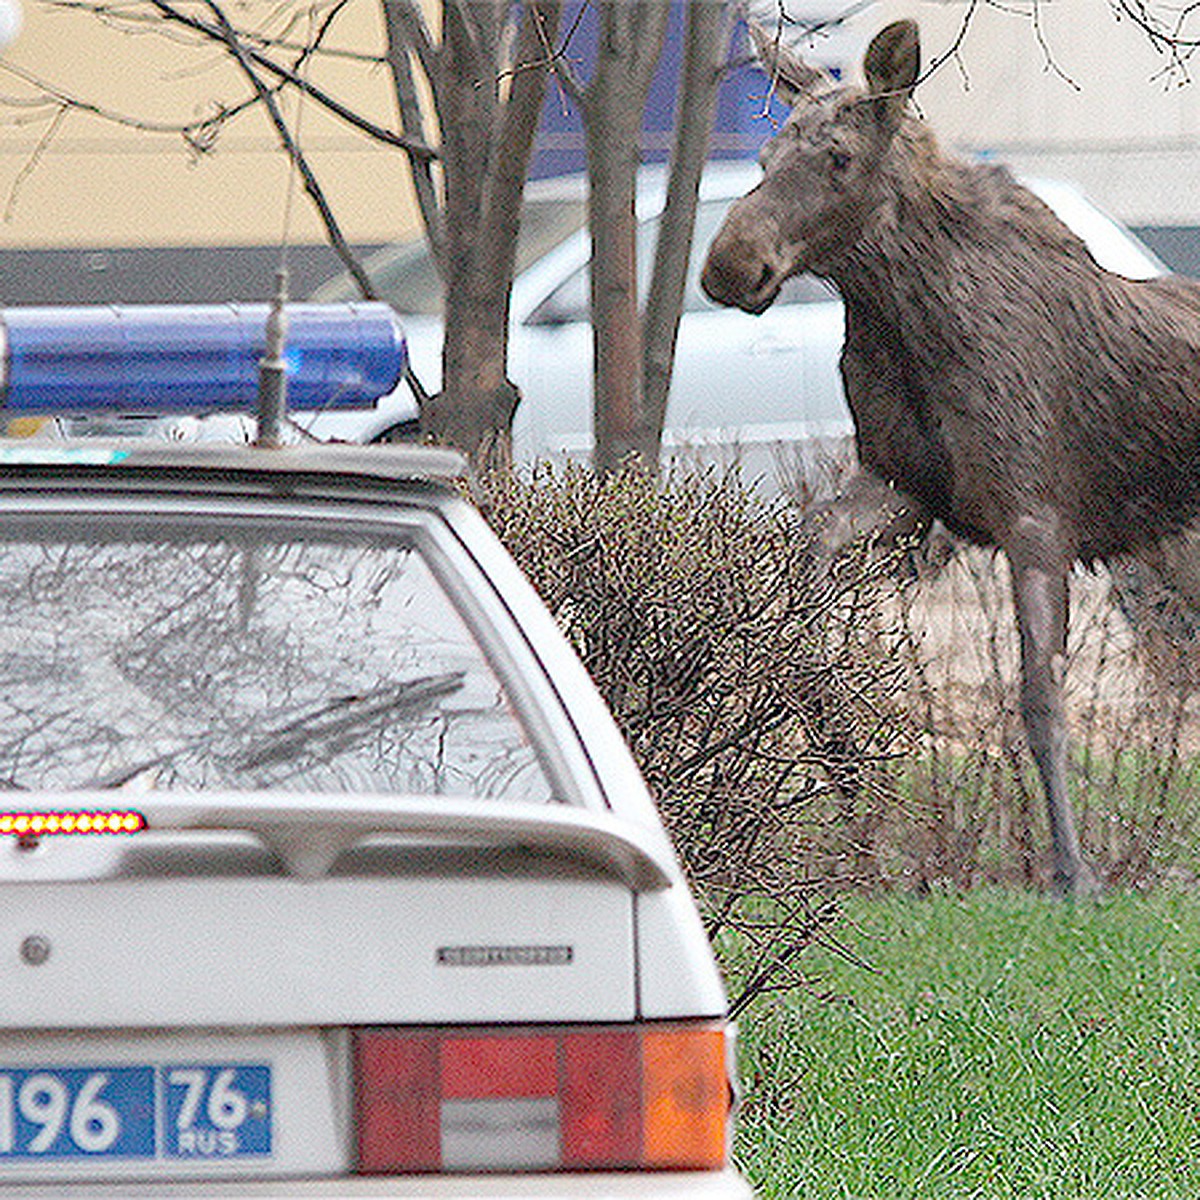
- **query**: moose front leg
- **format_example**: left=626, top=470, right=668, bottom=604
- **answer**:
left=1008, top=541, right=1099, bottom=895
left=800, top=472, right=930, bottom=807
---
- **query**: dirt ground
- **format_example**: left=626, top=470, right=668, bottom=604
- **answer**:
left=893, top=546, right=1200, bottom=757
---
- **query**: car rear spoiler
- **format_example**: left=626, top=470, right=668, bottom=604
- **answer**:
left=2, top=794, right=677, bottom=892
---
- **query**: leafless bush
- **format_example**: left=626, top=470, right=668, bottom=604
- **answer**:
left=477, top=462, right=910, bottom=1011
left=480, top=462, right=1200, bottom=984
left=890, top=544, right=1200, bottom=891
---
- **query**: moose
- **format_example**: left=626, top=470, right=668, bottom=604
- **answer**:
left=702, top=20, right=1200, bottom=895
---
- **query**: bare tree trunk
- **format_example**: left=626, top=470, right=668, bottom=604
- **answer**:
left=418, top=1, right=561, bottom=465
left=581, top=2, right=670, bottom=476
left=641, top=1, right=731, bottom=447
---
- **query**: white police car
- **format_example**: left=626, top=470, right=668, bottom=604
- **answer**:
left=0, top=307, right=750, bottom=1197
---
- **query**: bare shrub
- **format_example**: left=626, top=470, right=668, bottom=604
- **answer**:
left=892, top=545, right=1200, bottom=891
left=477, top=462, right=910, bottom=1011
left=480, top=460, right=1200, bottom=972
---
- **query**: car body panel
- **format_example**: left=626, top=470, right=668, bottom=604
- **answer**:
left=0, top=875, right=636, bottom=1026
left=1, top=1168, right=753, bottom=1196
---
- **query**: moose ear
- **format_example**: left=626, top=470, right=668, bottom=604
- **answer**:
left=863, top=20, right=920, bottom=129
left=750, top=21, right=830, bottom=105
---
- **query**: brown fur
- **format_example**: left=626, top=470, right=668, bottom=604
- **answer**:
left=839, top=152, right=1200, bottom=561
left=701, top=20, right=1200, bottom=893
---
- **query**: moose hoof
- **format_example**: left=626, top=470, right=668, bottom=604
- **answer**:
left=1053, top=861, right=1102, bottom=899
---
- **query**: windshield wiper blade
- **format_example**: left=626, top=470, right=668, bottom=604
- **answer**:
left=86, top=740, right=216, bottom=790
left=231, top=671, right=465, bottom=771
left=81, top=672, right=465, bottom=788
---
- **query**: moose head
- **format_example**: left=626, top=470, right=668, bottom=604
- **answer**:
left=701, top=21, right=920, bottom=313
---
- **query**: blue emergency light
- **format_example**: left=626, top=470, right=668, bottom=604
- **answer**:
left=0, top=303, right=407, bottom=415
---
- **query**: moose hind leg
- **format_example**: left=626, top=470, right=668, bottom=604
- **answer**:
left=1009, top=550, right=1099, bottom=895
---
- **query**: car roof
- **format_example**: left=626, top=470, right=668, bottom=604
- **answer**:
left=522, top=158, right=764, bottom=210
left=0, top=439, right=469, bottom=498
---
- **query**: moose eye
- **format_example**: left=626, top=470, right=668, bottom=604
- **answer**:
left=829, top=148, right=851, bottom=173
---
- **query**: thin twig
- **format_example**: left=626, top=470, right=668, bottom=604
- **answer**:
left=4, top=103, right=68, bottom=221
left=199, top=0, right=377, bottom=300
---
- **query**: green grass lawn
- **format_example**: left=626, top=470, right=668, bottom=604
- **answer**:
left=734, top=890, right=1200, bottom=1198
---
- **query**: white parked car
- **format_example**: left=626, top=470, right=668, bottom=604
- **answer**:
left=0, top=429, right=750, bottom=1196
left=46, top=165, right=1164, bottom=494
left=303, top=163, right=1166, bottom=491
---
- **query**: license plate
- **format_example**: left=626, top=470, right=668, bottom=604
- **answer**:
left=0, top=1063, right=271, bottom=1160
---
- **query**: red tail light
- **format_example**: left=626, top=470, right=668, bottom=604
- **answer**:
left=354, top=1023, right=733, bottom=1174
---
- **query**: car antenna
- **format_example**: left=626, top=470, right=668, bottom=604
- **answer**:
left=255, top=265, right=289, bottom=449
left=254, top=2, right=311, bottom=451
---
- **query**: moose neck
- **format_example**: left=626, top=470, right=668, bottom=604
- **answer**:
left=827, top=126, right=1096, bottom=340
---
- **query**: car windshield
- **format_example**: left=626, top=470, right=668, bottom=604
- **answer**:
left=0, top=517, right=552, bottom=802
left=313, top=197, right=589, bottom=314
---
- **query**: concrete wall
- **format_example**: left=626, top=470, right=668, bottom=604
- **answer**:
left=772, top=0, right=1200, bottom=224
left=767, top=0, right=1200, bottom=269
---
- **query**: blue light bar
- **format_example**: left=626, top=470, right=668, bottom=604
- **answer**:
left=0, top=303, right=407, bottom=415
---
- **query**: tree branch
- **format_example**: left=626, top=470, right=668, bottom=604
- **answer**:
left=44, top=0, right=387, bottom=65
left=4, top=102, right=68, bottom=221
left=382, top=0, right=443, bottom=274
left=482, top=1, right=562, bottom=287
left=198, top=0, right=377, bottom=300
left=547, top=0, right=588, bottom=104
left=642, top=0, right=732, bottom=435
left=382, top=0, right=440, bottom=102
left=627, top=2, right=672, bottom=96
left=0, top=55, right=244, bottom=143
left=143, top=0, right=438, bottom=160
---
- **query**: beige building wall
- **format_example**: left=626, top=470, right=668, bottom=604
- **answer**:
left=4, top=0, right=1200, bottom=258
left=907, top=0, right=1200, bottom=227
left=0, top=0, right=426, bottom=251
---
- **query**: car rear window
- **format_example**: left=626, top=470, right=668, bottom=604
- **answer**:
left=0, top=519, right=552, bottom=802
